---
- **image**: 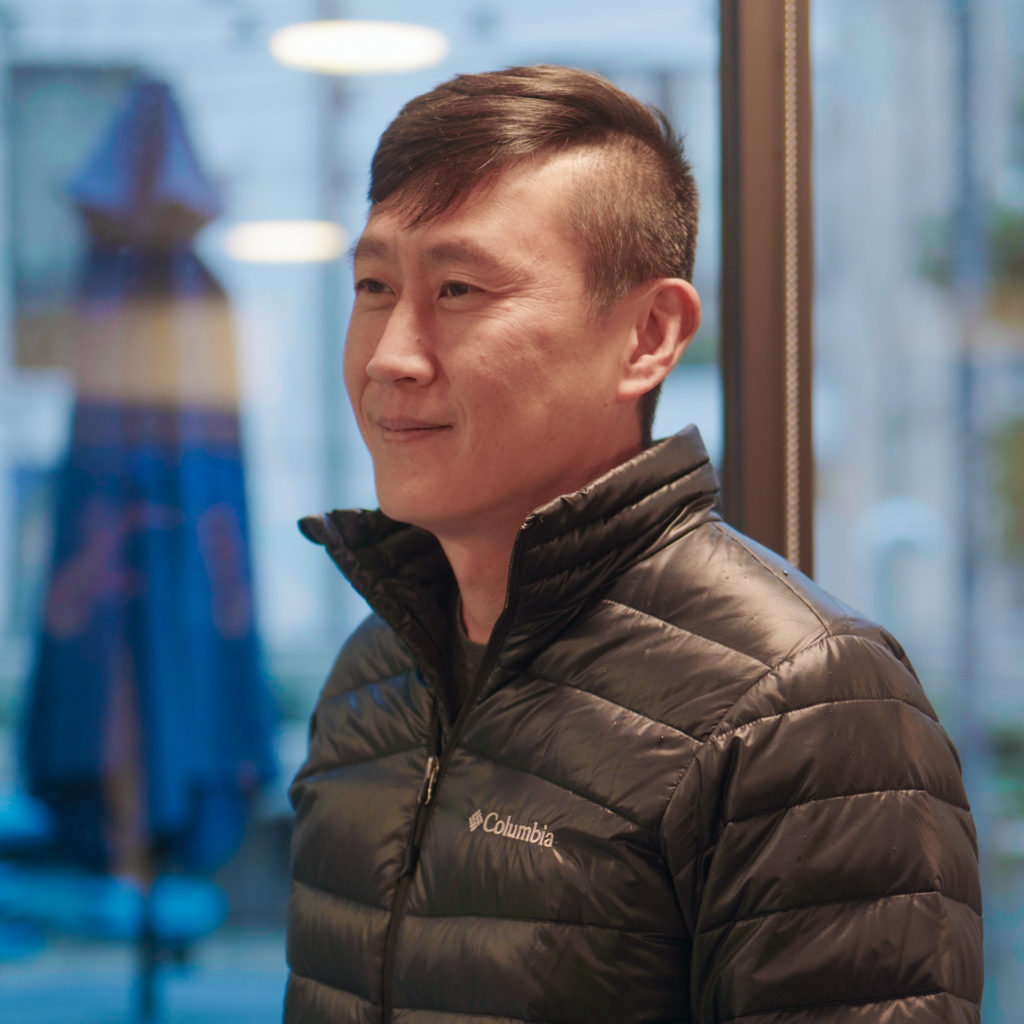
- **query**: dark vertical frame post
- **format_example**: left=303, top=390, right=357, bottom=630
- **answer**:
left=720, top=0, right=814, bottom=573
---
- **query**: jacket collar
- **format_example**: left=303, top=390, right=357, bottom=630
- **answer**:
left=300, top=426, right=720, bottom=686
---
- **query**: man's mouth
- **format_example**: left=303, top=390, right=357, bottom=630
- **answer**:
left=376, top=416, right=452, bottom=438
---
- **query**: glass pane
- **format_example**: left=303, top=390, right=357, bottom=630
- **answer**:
left=0, top=2, right=720, bottom=1017
left=812, top=0, right=1023, bottom=1018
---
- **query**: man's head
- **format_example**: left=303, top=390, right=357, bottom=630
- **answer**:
left=345, top=66, right=701, bottom=547
left=368, top=64, right=700, bottom=443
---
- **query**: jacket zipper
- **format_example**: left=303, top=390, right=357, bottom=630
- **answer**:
left=379, top=705, right=441, bottom=1024
left=378, top=533, right=527, bottom=1022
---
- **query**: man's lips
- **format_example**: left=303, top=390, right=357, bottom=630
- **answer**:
left=375, top=416, right=452, bottom=438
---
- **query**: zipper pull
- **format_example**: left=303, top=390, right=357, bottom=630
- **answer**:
left=418, top=755, right=440, bottom=806
left=401, top=756, right=440, bottom=877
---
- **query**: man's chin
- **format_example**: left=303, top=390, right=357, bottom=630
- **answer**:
left=376, top=491, right=444, bottom=530
left=376, top=491, right=488, bottom=541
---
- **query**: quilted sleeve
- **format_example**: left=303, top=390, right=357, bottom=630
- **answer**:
left=660, top=630, right=984, bottom=1023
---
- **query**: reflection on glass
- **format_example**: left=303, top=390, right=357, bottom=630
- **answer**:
left=813, top=1, right=1024, bottom=1019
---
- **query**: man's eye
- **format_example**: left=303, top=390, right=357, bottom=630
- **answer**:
left=355, top=278, right=391, bottom=295
left=439, top=281, right=476, bottom=299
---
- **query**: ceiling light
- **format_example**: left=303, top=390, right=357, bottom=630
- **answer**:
left=269, top=20, right=449, bottom=75
left=224, top=220, right=347, bottom=263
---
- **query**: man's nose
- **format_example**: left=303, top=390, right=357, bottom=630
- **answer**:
left=364, top=300, right=435, bottom=385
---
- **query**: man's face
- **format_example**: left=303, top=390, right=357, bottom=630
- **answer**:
left=344, top=152, right=644, bottom=545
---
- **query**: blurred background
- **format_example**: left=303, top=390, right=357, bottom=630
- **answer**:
left=0, top=0, right=1019, bottom=1021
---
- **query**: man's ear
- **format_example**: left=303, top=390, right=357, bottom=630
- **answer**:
left=616, top=279, right=701, bottom=404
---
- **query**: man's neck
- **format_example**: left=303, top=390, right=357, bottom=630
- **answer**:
left=427, top=435, right=646, bottom=644
left=437, top=529, right=519, bottom=645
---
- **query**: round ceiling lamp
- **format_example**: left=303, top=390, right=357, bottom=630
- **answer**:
left=224, top=220, right=347, bottom=263
left=269, top=20, right=449, bottom=75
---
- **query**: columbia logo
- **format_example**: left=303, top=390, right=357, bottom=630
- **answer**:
left=467, top=809, right=556, bottom=849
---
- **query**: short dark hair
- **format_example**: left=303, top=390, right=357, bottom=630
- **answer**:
left=369, top=64, right=699, bottom=444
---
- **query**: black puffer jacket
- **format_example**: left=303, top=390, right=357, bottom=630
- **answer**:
left=286, top=428, right=983, bottom=1024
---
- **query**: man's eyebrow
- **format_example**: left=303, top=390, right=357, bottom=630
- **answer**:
left=349, top=235, right=508, bottom=275
left=421, top=240, right=506, bottom=273
left=349, top=236, right=389, bottom=265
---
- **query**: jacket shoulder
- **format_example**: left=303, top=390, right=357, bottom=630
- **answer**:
left=321, top=612, right=416, bottom=700
left=616, top=518, right=879, bottom=665
left=641, top=528, right=983, bottom=1020
left=291, top=613, right=427, bottom=798
left=565, top=517, right=944, bottom=745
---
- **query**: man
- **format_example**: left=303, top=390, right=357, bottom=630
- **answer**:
left=286, top=66, right=983, bottom=1023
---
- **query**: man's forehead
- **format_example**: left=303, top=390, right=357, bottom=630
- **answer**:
left=356, top=149, right=592, bottom=253
left=352, top=165, right=581, bottom=269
